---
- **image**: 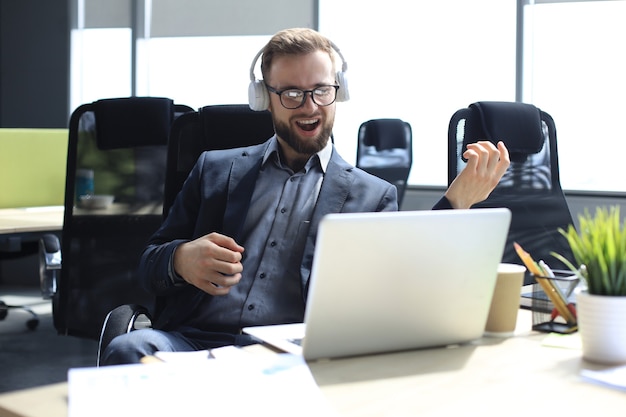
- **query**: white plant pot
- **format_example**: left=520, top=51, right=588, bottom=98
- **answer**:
left=577, top=291, right=626, bottom=365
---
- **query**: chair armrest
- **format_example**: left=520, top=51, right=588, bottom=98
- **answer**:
left=38, top=234, right=61, bottom=299
left=97, top=304, right=152, bottom=366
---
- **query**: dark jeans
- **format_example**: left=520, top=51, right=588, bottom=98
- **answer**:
left=101, top=327, right=256, bottom=366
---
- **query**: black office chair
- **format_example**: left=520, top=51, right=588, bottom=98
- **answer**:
left=356, top=119, right=412, bottom=208
left=448, top=101, right=575, bottom=285
left=97, top=104, right=275, bottom=364
left=38, top=97, right=193, bottom=341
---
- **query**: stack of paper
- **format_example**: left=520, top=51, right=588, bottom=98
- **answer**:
left=68, top=351, right=338, bottom=417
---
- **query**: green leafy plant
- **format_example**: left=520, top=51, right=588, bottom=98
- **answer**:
left=552, top=206, right=626, bottom=296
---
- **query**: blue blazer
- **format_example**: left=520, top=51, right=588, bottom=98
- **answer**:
left=139, top=139, right=400, bottom=330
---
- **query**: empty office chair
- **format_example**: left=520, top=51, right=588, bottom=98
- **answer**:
left=356, top=119, right=412, bottom=207
left=39, top=97, right=193, bottom=341
left=97, top=104, right=275, bottom=364
left=448, top=101, right=575, bottom=285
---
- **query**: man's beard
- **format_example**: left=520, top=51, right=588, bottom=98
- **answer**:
left=273, top=115, right=333, bottom=156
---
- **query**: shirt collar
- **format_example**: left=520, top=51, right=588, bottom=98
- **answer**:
left=316, top=139, right=332, bottom=173
left=262, top=135, right=332, bottom=173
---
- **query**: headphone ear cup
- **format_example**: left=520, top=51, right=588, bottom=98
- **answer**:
left=248, top=80, right=269, bottom=111
left=335, top=70, right=350, bottom=102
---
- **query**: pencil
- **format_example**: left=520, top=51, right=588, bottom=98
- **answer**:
left=513, top=242, right=576, bottom=325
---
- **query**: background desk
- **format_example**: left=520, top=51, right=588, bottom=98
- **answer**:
left=0, top=207, right=63, bottom=236
left=0, top=310, right=624, bottom=417
left=0, top=207, right=63, bottom=286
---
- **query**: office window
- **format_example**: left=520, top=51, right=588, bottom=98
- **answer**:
left=70, top=28, right=132, bottom=112
left=319, top=0, right=516, bottom=186
left=135, top=36, right=268, bottom=108
left=523, top=0, right=626, bottom=192
left=70, top=0, right=515, bottom=187
left=132, top=0, right=517, bottom=188
left=69, top=0, right=626, bottom=192
left=135, top=0, right=313, bottom=105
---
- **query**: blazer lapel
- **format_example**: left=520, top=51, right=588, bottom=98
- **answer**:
left=222, top=144, right=268, bottom=240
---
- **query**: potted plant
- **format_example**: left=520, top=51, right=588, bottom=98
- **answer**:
left=553, top=205, right=626, bottom=365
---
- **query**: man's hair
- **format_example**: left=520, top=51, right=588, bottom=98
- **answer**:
left=260, top=28, right=336, bottom=82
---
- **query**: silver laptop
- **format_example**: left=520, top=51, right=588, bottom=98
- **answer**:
left=244, top=208, right=511, bottom=361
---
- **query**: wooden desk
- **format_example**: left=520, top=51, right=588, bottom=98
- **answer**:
left=0, top=203, right=160, bottom=237
left=72, top=202, right=162, bottom=216
left=0, top=204, right=160, bottom=250
left=311, top=328, right=622, bottom=416
left=0, top=207, right=64, bottom=284
left=0, top=207, right=63, bottom=236
left=0, top=310, right=624, bottom=417
left=0, top=383, right=66, bottom=417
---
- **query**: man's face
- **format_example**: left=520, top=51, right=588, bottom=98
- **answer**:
left=265, top=50, right=336, bottom=157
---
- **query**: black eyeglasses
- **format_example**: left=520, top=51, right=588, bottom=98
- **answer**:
left=265, top=84, right=340, bottom=109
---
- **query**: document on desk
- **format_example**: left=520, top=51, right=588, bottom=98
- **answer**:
left=68, top=352, right=338, bottom=417
left=581, top=365, right=626, bottom=392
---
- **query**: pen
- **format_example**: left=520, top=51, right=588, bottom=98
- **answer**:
left=538, top=260, right=554, bottom=277
left=513, top=242, right=576, bottom=325
left=538, top=260, right=566, bottom=299
left=539, top=259, right=577, bottom=321
left=539, top=260, right=577, bottom=320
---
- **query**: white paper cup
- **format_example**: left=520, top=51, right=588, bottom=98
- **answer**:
left=484, top=263, right=526, bottom=337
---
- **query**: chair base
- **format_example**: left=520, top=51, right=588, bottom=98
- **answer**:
left=0, top=300, right=39, bottom=330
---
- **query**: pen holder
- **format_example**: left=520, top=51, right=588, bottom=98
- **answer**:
left=530, top=269, right=579, bottom=334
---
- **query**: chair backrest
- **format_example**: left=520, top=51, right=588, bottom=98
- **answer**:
left=164, top=104, right=275, bottom=218
left=448, top=101, right=574, bottom=285
left=356, top=118, right=413, bottom=207
left=56, top=97, right=192, bottom=340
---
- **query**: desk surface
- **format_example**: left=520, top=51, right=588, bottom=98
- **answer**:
left=0, top=310, right=624, bottom=417
left=0, top=204, right=162, bottom=235
left=0, top=207, right=64, bottom=235
left=0, top=203, right=163, bottom=235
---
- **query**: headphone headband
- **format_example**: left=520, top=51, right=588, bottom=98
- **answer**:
left=249, top=48, right=265, bottom=83
left=330, top=41, right=348, bottom=73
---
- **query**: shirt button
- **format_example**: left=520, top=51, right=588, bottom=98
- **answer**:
left=259, top=272, right=266, bottom=279
left=280, top=207, right=286, bottom=214
left=247, top=304, right=255, bottom=311
left=270, top=241, right=276, bottom=247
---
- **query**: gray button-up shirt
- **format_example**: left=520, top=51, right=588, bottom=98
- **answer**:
left=188, top=137, right=332, bottom=330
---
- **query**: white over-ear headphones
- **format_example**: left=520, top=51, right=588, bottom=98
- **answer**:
left=248, top=41, right=350, bottom=111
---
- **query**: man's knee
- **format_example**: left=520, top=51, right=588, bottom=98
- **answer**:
left=101, top=330, right=160, bottom=366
